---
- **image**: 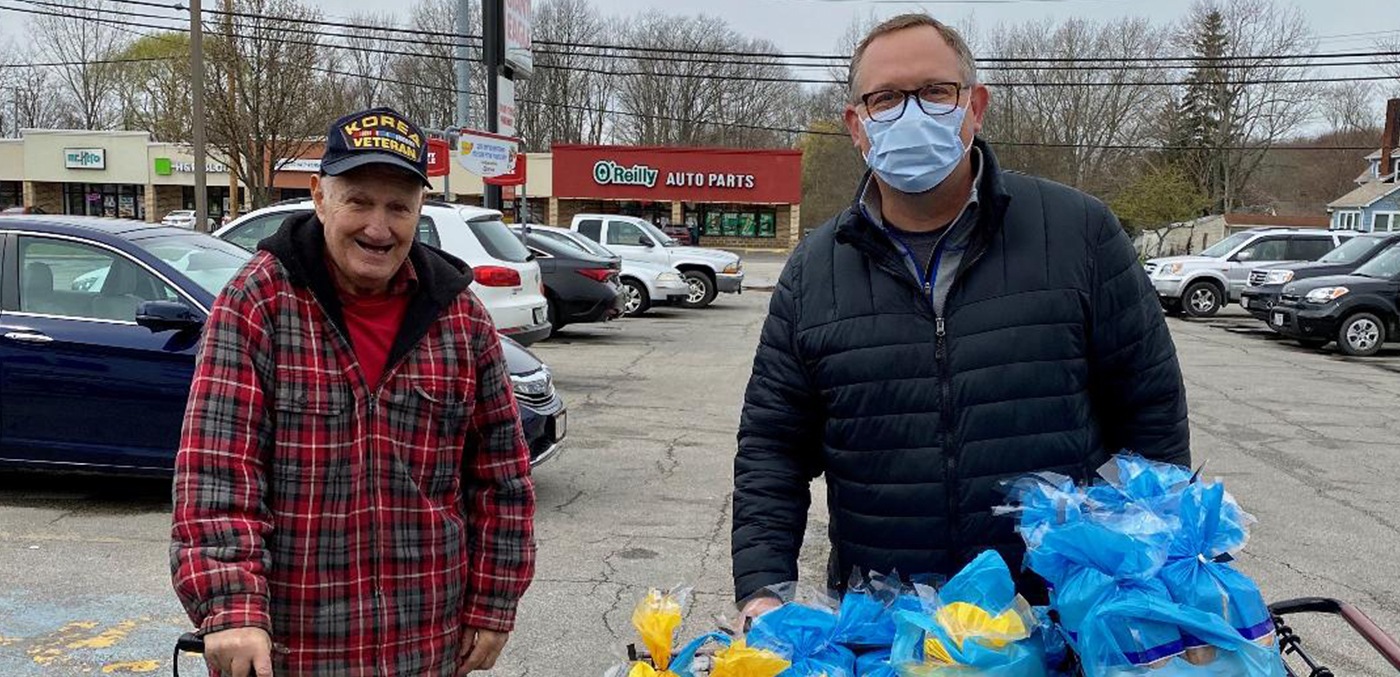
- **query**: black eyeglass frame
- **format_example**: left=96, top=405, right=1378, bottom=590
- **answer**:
left=859, top=82, right=967, bottom=122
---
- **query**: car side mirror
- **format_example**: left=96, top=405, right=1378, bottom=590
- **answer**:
left=639, top=236, right=654, bottom=247
left=136, top=300, right=204, bottom=333
left=1235, top=250, right=1254, bottom=262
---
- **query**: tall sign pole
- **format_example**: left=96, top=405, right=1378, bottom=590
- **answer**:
left=483, top=0, right=503, bottom=210
left=190, top=0, right=208, bottom=231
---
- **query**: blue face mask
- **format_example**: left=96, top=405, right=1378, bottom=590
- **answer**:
left=863, top=105, right=970, bottom=194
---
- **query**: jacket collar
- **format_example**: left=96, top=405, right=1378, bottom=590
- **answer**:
left=259, top=211, right=475, bottom=381
left=837, top=137, right=1012, bottom=254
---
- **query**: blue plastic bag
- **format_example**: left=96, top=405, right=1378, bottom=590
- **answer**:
left=854, top=650, right=898, bottom=677
left=748, top=602, right=856, bottom=677
left=1158, top=482, right=1272, bottom=644
left=832, top=588, right=924, bottom=650
left=1077, top=593, right=1285, bottom=677
left=889, top=551, right=1048, bottom=677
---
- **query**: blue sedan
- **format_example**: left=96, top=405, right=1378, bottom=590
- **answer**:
left=0, top=215, right=565, bottom=475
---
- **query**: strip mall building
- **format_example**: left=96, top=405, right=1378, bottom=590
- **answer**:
left=1, top=131, right=804, bottom=251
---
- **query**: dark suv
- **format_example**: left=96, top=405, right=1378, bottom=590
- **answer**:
left=1241, top=232, right=1400, bottom=322
left=1269, top=242, right=1400, bottom=356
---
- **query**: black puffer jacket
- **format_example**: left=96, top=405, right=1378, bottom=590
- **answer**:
left=732, top=141, right=1189, bottom=603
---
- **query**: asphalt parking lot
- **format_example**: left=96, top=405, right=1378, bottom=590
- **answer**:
left=1, top=254, right=1398, bottom=675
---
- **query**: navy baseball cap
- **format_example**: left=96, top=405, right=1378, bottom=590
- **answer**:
left=320, top=107, right=431, bottom=187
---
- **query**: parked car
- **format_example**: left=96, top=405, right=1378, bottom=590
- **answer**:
left=0, top=215, right=567, bottom=474
left=522, top=224, right=691, bottom=317
left=661, top=222, right=693, bottom=246
left=570, top=214, right=743, bottom=308
left=1, top=205, right=46, bottom=215
left=512, top=227, right=625, bottom=331
left=1144, top=228, right=1354, bottom=317
left=160, top=210, right=215, bottom=230
left=215, top=199, right=552, bottom=345
left=1269, top=243, right=1400, bottom=356
left=1241, top=232, right=1400, bottom=322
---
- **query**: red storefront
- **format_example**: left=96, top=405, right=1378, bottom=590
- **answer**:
left=549, top=144, right=803, bottom=250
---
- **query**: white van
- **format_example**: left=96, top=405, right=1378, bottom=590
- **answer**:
left=215, top=200, right=552, bottom=345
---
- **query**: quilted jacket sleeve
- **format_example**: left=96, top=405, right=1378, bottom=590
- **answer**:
left=170, top=279, right=276, bottom=635
left=732, top=254, right=825, bottom=603
left=461, top=298, right=537, bottom=632
left=1088, top=203, right=1191, bottom=466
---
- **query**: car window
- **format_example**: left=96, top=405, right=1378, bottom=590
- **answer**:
left=1235, top=237, right=1287, bottom=262
left=18, top=236, right=180, bottom=322
left=576, top=219, right=603, bottom=242
left=1200, top=232, right=1253, bottom=258
left=1317, top=236, right=1379, bottom=264
left=224, top=211, right=302, bottom=252
left=466, top=216, right=531, bottom=263
left=135, top=233, right=252, bottom=297
left=607, top=221, right=647, bottom=246
left=1285, top=237, right=1336, bottom=261
left=1354, top=245, right=1400, bottom=279
left=416, top=216, right=440, bottom=248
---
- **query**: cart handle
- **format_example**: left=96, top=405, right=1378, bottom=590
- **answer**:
left=1270, top=597, right=1400, bottom=671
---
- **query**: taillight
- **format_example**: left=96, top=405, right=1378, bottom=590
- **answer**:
left=474, top=266, right=522, bottom=287
left=576, top=268, right=612, bottom=283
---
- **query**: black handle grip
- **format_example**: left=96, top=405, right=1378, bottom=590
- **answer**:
left=177, top=632, right=205, bottom=654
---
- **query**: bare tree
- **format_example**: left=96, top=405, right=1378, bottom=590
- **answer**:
left=340, top=12, right=399, bottom=110
left=206, top=0, right=342, bottom=207
left=1378, top=37, right=1400, bottom=99
left=386, top=0, right=481, bottom=131
left=29, top=0, right=130, bottom=129
left=9, top=47, right=65, bottom=134
left=980, top=17, right=1173, bottom=195
left=515, top=0, right=614, bottom=150
left=1320, top=81, right=1380, bottom=136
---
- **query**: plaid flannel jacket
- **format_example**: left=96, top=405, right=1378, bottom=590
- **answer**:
left=171, top=214, right=536, bottom=676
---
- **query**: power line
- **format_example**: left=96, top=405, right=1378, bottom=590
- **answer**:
left=0, top=55, right=172, bottom=69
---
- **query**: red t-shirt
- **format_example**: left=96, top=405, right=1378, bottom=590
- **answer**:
left=341, top=292, right=409, bottom=386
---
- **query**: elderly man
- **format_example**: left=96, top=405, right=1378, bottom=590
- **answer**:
left=733, top=14, right=1189, bottom=615
left=172, top=107, right=536, bottom=677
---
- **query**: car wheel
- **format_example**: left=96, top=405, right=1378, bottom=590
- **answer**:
left=1296, top=338, right=1328, bottom=350
left=681, top=270, right=717, bottom=309
left=1182, top=281, right=1222, bottom=318
left=1336, top=312, right=1386, bottom=357
left=621, top=278, right=650, bottom=317
left=547, top=296, right=565, bottom=332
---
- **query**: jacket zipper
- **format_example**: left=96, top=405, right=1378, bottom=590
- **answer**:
left=308, top=293, right=417, bottom=677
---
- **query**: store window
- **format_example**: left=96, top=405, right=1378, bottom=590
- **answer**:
left=0, top=181, right=21, bottom=210
left=181, top=186, right=232, bottom=220
left=62, top=183, right=146, bottom=220
left=685, top=204, right=778, bottom=240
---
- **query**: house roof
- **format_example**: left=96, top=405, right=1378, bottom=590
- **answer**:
left=1328, top=181, right=1400, bottom=209
left=1222, top=213, right=1331, bottom=229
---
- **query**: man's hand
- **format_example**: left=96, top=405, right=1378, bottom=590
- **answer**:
left=203, top=627, right=273, bottom=677
left=457, top=628, right=509, bottom=675
left=740, top=596, right=782, bottom=625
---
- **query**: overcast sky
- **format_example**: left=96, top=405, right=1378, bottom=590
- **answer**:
left=298, top=0, right=1396, bottom=56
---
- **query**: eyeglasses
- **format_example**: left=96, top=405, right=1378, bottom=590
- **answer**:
left=860, top=83, right=964, bottom=123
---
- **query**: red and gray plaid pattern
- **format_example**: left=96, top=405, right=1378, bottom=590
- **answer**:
left=171, top=251, right=536, bottom=676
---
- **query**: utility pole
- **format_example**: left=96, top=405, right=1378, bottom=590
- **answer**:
left=224, top=0, right=239, bottom=221
left=482, top=0, right=502, bottom=210
left=190, top=0, right=209, bottom=232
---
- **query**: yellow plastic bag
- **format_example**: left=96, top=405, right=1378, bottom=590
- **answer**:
left=709, top=640, right=791, bottom=677
left=633, top=588, right=687, bottom=672
left=923, top=601, right=1031, bottom=665
left=626, top=662, right=678, bottom=677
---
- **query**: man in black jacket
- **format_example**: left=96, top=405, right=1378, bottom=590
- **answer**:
left=732, top=14, right=1189, bottom=616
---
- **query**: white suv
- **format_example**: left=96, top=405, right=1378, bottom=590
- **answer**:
left=215, top=200, right=552, bottom=345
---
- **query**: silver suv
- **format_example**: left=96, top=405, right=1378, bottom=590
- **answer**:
left=1144, top=229, right=1353, bottom=318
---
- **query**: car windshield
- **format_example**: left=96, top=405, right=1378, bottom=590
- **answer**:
left=135, top=233, right=252, bottom=296
left=637, top=220, right=678, bottom=247
left=1318, top=236, right=1380, bottom=264
left=1353, top=245, right=1400, bottom=279
left=467, top=216, right=531, bottom=263
left=1199, top=232, right=1253, bottom=258
left=528, top=228, right=609, bottom=258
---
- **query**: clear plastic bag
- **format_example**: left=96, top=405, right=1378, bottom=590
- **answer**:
left=1077, top=594, right=1285, bottom=677
left=832, top=570, right=924, bottom=650
left=747, top=599, right=857, bottom=677
left=631, top=586, right=692, bottom=674
left=709, top=640, right=792, bottom=677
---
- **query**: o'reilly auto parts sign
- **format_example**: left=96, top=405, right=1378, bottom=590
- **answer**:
left=65, top=148, right=106, bottom=170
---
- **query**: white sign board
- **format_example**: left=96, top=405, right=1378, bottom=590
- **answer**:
left=276, top=158, right=323, bottom=173
left=65, top=148, right=106, bottom=170
left=456, top=130, right=519, bottom=179
left=497, top=76, right=517, bottom=138
left=504, top=0, right=532, bottom=78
